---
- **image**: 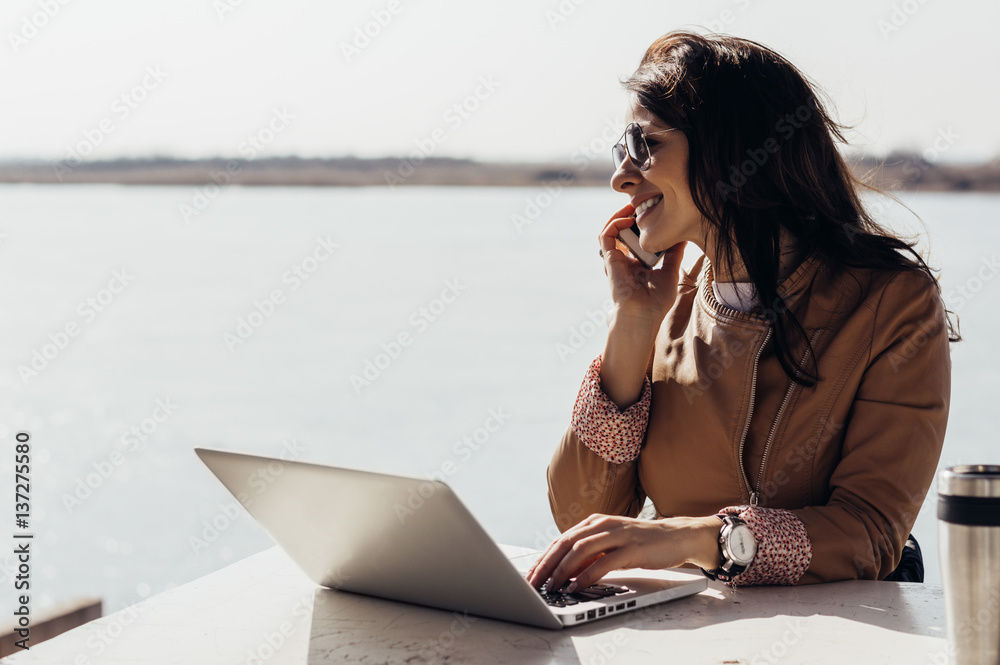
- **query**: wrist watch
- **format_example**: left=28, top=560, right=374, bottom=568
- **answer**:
left=702, top=514, right=757, bottom=582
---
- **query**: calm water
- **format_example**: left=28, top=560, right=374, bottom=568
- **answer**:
left=0, top=184, right=997, bottom=614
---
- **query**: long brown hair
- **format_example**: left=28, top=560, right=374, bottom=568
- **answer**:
left=622, top=31, right=959, bottom=386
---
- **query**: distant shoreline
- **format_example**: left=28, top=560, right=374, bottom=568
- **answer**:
left=0, top=155, right=997, bottom=192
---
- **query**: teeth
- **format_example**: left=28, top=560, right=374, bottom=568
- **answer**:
left=635, top=196, right=662, bottom=217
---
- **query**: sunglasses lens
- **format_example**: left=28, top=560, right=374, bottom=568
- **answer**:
left=625, top=124, right=650, bottom=170
left=612, top=144, right=627, bottom=169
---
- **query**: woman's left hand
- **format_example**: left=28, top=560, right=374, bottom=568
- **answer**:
left=525, top=514, right=722, bottom=592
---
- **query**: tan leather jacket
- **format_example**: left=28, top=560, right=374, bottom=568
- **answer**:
left=547, top=252, right=951, bottom=583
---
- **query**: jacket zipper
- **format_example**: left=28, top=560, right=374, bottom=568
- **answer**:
left=737, top=329, right=771, bottom=505
left=740, top=328, right=822, bottom=506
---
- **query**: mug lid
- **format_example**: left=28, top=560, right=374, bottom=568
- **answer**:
left=938, top=465, right=1000, bottom=498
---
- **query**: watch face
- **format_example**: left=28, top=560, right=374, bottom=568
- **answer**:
left=728, top=524, right=757, bottom=566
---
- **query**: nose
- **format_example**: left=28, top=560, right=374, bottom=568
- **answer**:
left=610, top=154, right=643, bottom=193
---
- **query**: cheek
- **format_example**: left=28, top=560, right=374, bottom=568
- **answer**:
left=673, top=166, right=693, bottom=203
left=664, top=172, right=693, bottom=211
left=677, top=176, right=699, bottom=214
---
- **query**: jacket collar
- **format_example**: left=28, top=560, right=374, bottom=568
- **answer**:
left=698, top=251, right=823, bottom=327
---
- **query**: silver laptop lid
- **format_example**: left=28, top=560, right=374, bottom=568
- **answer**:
left=195, top=448, right=561, bottom=629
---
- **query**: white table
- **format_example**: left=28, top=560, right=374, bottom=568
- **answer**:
left=0, top=546, right=948, bottom=664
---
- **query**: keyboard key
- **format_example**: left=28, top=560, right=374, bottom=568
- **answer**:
left=537, top=581, right=631, bottom=607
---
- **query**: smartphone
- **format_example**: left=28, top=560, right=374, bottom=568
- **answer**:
left=617, top=222, right=665, bottom=268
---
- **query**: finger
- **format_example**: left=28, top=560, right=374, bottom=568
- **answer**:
left=527, top=534, right=579, bottom=588
left=526, top=540, right=563, bottom=588
left=527, top=528, right=592, bottom=588
left=599, top=210, right=638, bottom=250
left=545, top=531, right=620, bottom=593
left=602, top=242, right=641, bottom=278
left=566, top=547, right=633, bottom=592
left=601, top=231, right=645, bottom=280
left=533, top=552, right=604, bottom=590
left=599, top=215, right=638, bottom=244
left=526, top=515, right=608, bottom=588
left=572, top=553, right=605, bottom=578
left=526, top=544, right=564, bottom=587
left=607, top=203, right=635, bottom=224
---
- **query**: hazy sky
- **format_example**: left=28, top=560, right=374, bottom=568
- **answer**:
left=2, top=0, right=998, bottom=164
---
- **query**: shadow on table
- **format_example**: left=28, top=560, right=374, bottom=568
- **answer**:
left=306, top=579, right=941, bottom=664
left=597, top=579, right=943, bottom=636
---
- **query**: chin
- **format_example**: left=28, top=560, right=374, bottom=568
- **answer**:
left=636, top=215, right=671, bottom=254
left=638, top=232, right=672, bottom=255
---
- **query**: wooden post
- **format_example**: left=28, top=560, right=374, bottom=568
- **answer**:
left=0, top=597, right=102, bottom=657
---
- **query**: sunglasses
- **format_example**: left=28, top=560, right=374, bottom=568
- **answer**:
left=612, top=122, right=677, bottom=171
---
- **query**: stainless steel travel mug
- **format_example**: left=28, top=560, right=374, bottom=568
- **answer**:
left=938, top=465, right=1000, bottom=665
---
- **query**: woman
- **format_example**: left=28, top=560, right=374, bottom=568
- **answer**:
left=527, top=31, right=955, bottom=591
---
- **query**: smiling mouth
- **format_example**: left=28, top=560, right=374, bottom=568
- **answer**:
left=634, top=196, right=662, bottom=220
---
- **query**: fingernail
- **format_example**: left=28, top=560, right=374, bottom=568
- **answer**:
left=566, top=581, right=578, bottom=593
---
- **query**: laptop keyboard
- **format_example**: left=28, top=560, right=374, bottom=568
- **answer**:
left=537, top=582, right=630, bottom=608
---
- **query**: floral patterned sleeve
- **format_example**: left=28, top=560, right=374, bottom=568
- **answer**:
left=570, top=354, right=652, bottom=464
left=719, top=504, right=813, bottom=586
left=569, top=355, right=812, bottom=584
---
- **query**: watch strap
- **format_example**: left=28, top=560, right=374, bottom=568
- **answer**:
left=701, top=514, right=753, bottom=582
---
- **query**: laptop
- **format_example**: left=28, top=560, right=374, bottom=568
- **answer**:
left=194, top=447, right=707, bottom=629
